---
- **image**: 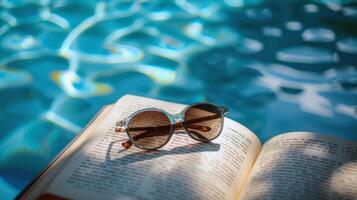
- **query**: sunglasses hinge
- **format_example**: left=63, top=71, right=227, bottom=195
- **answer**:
left=118, top=120, right=126, bottom=126
left=173, top=114, right=182, bottom=122
left=115, top=120, right=127, bottom=132
left=218, top=106, right=228, bottom=114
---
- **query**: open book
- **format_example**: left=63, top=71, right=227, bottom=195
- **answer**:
left=17, top=95, right=357, bottom=200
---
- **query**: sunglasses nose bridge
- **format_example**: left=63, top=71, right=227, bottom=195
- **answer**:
left=172, top=114, right=184, bottom=130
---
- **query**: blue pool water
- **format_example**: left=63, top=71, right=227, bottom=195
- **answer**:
left=0, top=0, right=356, bottom=199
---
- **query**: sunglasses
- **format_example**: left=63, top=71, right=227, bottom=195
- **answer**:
left=115, top=102, right=228, bottom=150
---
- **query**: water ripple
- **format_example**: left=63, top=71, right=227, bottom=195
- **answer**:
left=276, top=46, right=339, bottom=64
left=302, top=27, right=335, bottom=43
left=337, top=37, right=357, bottom=54
left=0, top=69, right=31, bottom=89
left=51, top=70, right=112, bottom=98
left=0, top=1, right=357, bottom=198
left=304, top=4, right=319, bottom=13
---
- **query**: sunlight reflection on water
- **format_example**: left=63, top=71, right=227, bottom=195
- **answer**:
left=0, top=0, right=356, bottom=199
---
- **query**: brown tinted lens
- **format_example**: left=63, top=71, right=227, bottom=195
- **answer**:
left=127, top=110, right=171, bottom=149
left=183, top=104, right=222, bottom=141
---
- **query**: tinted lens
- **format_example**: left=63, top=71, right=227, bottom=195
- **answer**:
left=127, top=110, right=171, bottom=149
left=183, top=103, right=223, bottom=141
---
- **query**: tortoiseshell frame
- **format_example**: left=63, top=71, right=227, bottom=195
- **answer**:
left=116, top=102, right=228, bottom=150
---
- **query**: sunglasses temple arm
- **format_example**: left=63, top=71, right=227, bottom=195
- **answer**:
left=123, top=114, right=221, bottom=133
left=115, top=121, right=172, bottom=149
left=183, top=114, right=222, bottom=126
left=121, top=129, right=170, bottom=149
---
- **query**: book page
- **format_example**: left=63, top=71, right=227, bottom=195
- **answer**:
left=19, top=105, right=113, bottom=200
left=43, top=95, right=262, bottom=200
left=238, top=132, right=357, bottom=200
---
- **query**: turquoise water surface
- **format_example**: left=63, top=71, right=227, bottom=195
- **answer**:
left=0, top=0, right=356, bottom=199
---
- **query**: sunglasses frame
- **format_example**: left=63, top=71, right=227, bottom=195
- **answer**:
left=116, top=102, right=228, bottom=150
